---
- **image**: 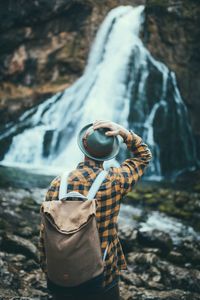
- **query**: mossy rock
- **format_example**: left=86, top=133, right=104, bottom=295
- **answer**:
left=132, top=215, right=143, bottom=222
left=159, top=189, right=170, bottom=197
left=194, top=184, right=200, bottom=193
left=19, top=197, right=39, bottom=212
left=143, top=193, right=154, bottom=199
left=145, top=197, right=160, bottom=206
left=126, top=192, right=141, bottom=201
left=159, top=203, right=192, bottom=219
left=0, top=219, right=9, bottom=230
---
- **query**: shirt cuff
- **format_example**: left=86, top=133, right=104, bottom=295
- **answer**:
left=123, top=130, right=142, bottom=147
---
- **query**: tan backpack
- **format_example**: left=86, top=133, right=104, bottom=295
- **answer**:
left=40, top=170, right=108, bottom=287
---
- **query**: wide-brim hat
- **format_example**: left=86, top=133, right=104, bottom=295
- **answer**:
left=78, top=123, right=120, bottom=161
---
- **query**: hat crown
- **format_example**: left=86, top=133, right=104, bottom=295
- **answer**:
left=86, top=128, right=114, bottom=158
left=78, top=123, right=120, bottom=161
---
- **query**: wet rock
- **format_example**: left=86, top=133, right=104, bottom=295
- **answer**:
left=119, top=228, right=138, bottom=253
left=178, top=238, right=200, bottom=265
left=127, top=252, right=159, bottom=267
left=162, top=263, right=200, bottom=293
left=142, top=247, right=161, bottom=255
left=126, top=252, right=165, bottom=289
left=125, top=249, right=200, bottom=294
left=121, top=270, right=145, bottom=287
left=1, top=233, right=38, bottom=261
left=1, top=183, right=200, bottom=298
left=17, top=269, right=49, bottom=298
left=24, top=259, right=39, bottom=272
left=174, top=192, right=189, bottom=208
left=168, top=251, right=186, bottom=265
left=9, top=254, right=26, bottom=263
left=14, top=226, right=34, bottom=238
left=19, top=197, right=39, bottom=212
left=120, top=282, right=135, bottom=300
left=138, top=229, right=173, bottom=254
left=0, top=288, right=19, bottom=299
left=0, top=253, right=21, bottom=292
left=0, top=208, right=23, bottom=227
left=120, top=282, right=200, bottom=300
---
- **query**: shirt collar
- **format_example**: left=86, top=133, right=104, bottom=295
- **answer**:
left=77, top=159, right=103, bottom=169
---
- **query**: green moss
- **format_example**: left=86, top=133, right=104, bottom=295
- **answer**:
left=159, top=202, right=192, bottom=219
left=132, top=215, right=142, bottom=222
left=159, top=189, right=170, bottom=197
left=143, top=193, right=153, bottom=199
left=146, top=198, right=160, bottom=206
left=126, top=185, right=196, bottom=222
left=194, top=184, right=200, bottom=193
left=127, top=192, right=141, bottom=201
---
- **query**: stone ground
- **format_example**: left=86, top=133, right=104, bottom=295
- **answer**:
left=0, top=184, right=200, bottom=300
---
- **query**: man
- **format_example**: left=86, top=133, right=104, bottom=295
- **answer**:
left=39, top=120, right=152, bottom=300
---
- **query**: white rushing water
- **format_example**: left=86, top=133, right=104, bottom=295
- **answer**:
left=119, top=204, right=200, bottom=245
left=0, top=5, right=196, bottom=177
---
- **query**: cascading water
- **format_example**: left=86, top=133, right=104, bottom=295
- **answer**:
left=0, top=5, right=197, bottom=178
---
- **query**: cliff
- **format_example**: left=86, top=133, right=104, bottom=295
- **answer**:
left=0, top=0, right=144, bottom=127
left=0, top=0, right=199, bottom=157
left=144, top=0, right=200, bottom=158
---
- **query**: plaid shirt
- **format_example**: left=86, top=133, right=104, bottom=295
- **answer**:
left=39, top=131, right=152, bottom=288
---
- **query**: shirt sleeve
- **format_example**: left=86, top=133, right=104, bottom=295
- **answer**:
left=38, top=176, right=60, bottom=275
left=38, top=222, right=47, bottom=275
left=110, top=131, right=152, bottom=196
left=45, top=176, right=60, bottom=201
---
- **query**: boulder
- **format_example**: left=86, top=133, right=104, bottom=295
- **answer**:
left=119, top=227, right=138, bottom=253
left=138, top=229, right=173, bottom=254
left=1, top=233, right=38, bottom=261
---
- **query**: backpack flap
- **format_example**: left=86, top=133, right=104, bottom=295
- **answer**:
left=41, top=198, right=96, bottom=233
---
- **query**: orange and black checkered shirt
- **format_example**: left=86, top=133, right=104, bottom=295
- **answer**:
left=39, top=131, right=152, bottom=288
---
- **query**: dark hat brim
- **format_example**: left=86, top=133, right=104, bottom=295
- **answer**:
left=77, top=123, right=120, bottom=161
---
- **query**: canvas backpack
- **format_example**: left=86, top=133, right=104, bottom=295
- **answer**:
left=40, top=170, right=108, bottom=288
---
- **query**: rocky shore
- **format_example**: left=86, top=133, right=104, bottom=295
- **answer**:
left=0, top=182, right=200, bottom=300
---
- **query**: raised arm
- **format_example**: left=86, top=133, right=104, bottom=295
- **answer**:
left=93, top=120, right=152, bottom=195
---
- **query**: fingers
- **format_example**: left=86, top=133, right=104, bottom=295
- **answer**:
left=105, top=130, right=120, bottom=136
left=91, top=120, right=124, bottom=138
left=93, top=120, right=110, bottom=126
left=93, top=120, right=114, bottom=130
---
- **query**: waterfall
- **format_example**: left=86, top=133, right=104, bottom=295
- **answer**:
left=0, top=5, right=197, bottom=178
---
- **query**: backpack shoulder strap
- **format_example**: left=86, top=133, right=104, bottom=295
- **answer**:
left=59, top=172, right=87, bottom=200
left=58, top=171, right=69, bottom=200
left=87, top=170, right=108, bottom=200
left=58, top=170, right=108, bottom=200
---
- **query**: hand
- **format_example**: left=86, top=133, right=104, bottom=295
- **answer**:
left=93, top=120, right=130, bottom=141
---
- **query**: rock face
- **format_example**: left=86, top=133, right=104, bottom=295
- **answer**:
left=0, top=0, right=199, bottom=166
left=144, top=0, right=200, bottom=159
left=0, top=0, right=144, bottom=127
